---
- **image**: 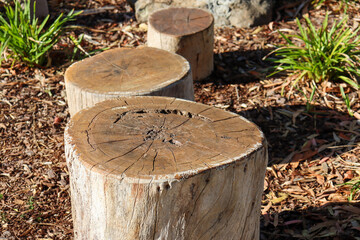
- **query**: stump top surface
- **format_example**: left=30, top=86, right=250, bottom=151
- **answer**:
left=66, top=97, right=264, bottom=182
left=64, top=47, right=190, bottom=94
left=149, top=8, right=214, bottom=37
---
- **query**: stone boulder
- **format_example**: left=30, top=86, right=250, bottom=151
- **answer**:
left=130, top=0, right=274, bottom=28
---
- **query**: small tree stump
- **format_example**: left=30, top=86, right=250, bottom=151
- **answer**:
left=64, top=47, right=193, bottom=116
left=147, top=8, right=214, bottom=81
left=65, top=96, right=268, bottom=240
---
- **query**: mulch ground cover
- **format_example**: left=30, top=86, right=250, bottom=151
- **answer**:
left=1, top=0, right=360, bottom=239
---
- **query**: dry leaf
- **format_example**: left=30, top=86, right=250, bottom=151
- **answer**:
left=14, top=199, right=24, bottom=205
left=271, top=192, right=289, bottom=204
left=315, top=174, right=325, bottom=185
left=343, top=170, right=354, bottom=181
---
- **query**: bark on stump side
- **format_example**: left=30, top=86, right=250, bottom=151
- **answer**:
left=64, top=47, right=194, bottom=116
left=65, top=96, right=268, bottom=240
left=147, top=8, right=214, bottom=81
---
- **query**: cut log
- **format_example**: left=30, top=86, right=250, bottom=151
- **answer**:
left=64, top=47, right=193, bottom=116
left=147, top=8, right=214, bottom=81
left=65, top=96, right=268, bottom=240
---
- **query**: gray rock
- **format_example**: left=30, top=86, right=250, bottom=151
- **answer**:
left=131, top=0, right=274, bottom=28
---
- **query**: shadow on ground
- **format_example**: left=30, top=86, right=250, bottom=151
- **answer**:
left=199, top=49, right=275, bottom=85
left=260, top=202, right=360, bottom=240
left=240, top=105, right=358, bottom=165
left=240, top=105, right=360, bottom=239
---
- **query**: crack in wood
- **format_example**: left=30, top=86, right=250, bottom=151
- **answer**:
left=128, top=178, right=141, bottom=230
left=99, top=54, right=131, bottom=78
left=110, top=109, right=213, bottom=147
left=85, top=130, right=96, bottom=151
left=189, top=16, right=210, bottom=21
left=87, top=107, right=114, bottom=129
left=119, top=141, right=154, bottom=176
left=152, top=196, right=159, bottom=240
left=190, top=171, right=211, bottom=218
left=222, top=128, right=255, bottom=134
left=136, top=153, right=148, bottom=177
left=170, top=117, right=191, bottom=130
left=210, top=166, right=237, bottom=240
left=66, top=96, right=266, bottom=239
left=211, top=116, right=239, bottom=123
left=113, top=111, right=129, bottom=124
left=190, top=174, right=226, bottom=239
left=213, top=132, right=251, bottom=149
left=92, top=138, right=132, bottom=145
left=113, top=109, right=210, bottom=122
left=196, top=53, right=200, bottom=71
left=152, top=150, right=158, bottom=172
left=166, top=145, right=178, bottom=171
left=90, top=142, right=147, bottom=172
left=169, top=98, right=176, bottom=105
left=184, top=140, right=227, bottom=159
left=90, top=130, right=143, bottom=136
left=170, top=107, right=212, bottom=130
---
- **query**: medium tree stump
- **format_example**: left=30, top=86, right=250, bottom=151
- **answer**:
left=147, top=8, right=214, bottom=81
left=65, top=96, right=268, bottom=240
left=64, top=47, right=193, bottom=116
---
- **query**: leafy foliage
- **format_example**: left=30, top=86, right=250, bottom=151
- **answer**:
left=344, top=178, right=360, bottom=201
left=0, top=0, right=81, bottom=66
left=269, top=12, right=360, bottom=113
left=69, top=34, right=109, bottom=62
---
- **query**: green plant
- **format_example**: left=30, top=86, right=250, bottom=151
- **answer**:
left=28, top=196, right=35, bottom=210
left=311, top=0, right=326, bottom=8
left=303, top=82, right=317, bottom=112
left=0, top=211, right=7, bottom=222
left=311, top=0, right=354, bottom=10
left=291, top=81, right=318, bottom=112
left=344, top=178, right=360, bottom=201
left=69, top=34, right=109, bottom=62
left=0, top=0, right=81, bottom=66
left=70, top=34, right=86, bottom=61
left=340, top=85, right=353, bottom=116
left=44, top=87, right=53, bottom=97
left=269, top=12, right=360, bottom=113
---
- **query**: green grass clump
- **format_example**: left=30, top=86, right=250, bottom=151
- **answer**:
left=344, top=178, right=360, bottom=201
left=269, top=12, right=360, bottom=114
left=0, top=0, right=81, bottom=66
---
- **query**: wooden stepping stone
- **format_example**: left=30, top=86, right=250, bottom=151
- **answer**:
left=64, top=47, right=193, bottom=116
left=65, top=96, right=268, bottom=240
left=147, top=7, right=214, bottom=81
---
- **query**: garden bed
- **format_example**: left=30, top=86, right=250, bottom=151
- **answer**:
left=1, top=0, right=360, bottom=239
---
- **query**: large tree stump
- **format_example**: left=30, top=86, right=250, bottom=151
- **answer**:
left=147, top=8, right=214, bottom=81
left=65, top=96, right=268, bottom=240
left=64, top=47, right=193, bottom=116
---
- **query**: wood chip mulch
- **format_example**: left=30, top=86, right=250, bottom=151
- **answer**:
left=1, top=0, right=360, bottom=239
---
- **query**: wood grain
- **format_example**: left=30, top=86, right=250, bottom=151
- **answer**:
left=65, top=96, right=268, bottom=239
left=148, top=8, right=214, bottom=81
left=149, top=7, right=213, bottom=37
left=65, top=47, right=194, bottom=116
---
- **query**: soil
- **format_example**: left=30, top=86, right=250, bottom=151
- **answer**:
left=1, top=0, right=360, bottom=239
